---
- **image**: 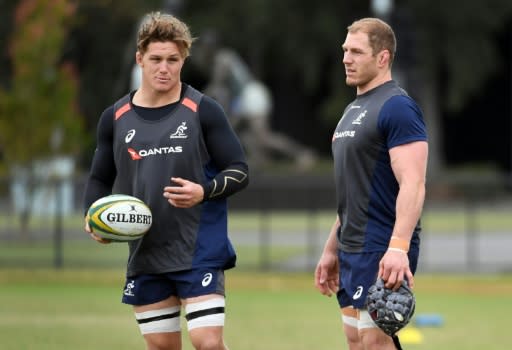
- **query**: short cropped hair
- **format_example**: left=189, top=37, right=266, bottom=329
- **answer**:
left=347, top=18, right=396, bottom=66
left=136, top=12, right=194, bottom=58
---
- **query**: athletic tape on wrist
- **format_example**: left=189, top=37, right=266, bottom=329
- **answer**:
left=387, top=247, right=408, bottom=254
left=388, top=236, right=409, bottom=252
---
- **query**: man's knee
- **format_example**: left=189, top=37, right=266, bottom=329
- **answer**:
left=143, top=332, right=182, bottom=350
left=341, top=307, right=396, bottom=350
left=359, top=328, right=395, bottom=350
left=189, top=326, right=225, bottom=350
left=186, top=297, right=227, bottom=350
left=344, top=326, right=363, bottom=350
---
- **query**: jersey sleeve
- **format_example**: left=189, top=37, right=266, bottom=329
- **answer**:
left=377, top=95, right=428, bottom=149
left=198, top=95, right=249, bottom=200
left=82, top=106, right=117, bottom=214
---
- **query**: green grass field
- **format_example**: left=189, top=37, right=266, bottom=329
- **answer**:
left=0, top=269, right=511, bottom=350
left=1, top=207, right=511, bottom=348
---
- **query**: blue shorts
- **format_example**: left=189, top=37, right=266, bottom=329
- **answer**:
left=122, top=267, right=225, bottom=306
left=336, top=248, right=419, bottom=309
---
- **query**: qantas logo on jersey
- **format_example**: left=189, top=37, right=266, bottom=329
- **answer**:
left=127, top=146, right=183, bottom=160
left=332, top=130, right=355, bottom=141
left=127, top=148, right=142, bottom=160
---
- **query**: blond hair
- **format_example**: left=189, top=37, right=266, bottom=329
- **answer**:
left=348, top=17, right=396, bottom=66
left=137, top=12, right=194, bottom=58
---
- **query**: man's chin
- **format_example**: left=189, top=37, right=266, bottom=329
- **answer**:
left=345, top=78, right=357, bottom=87
left=153, top=85, right=173, bottom=93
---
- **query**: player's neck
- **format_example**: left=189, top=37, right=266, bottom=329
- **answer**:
left=357, top=71, right=392, bottom=95
left=133, top=82, right=182, bottom=107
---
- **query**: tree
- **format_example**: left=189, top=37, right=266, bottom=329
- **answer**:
left=0, top=0, right=84, bottom=236
left=398, top=0, right=512, bottom=174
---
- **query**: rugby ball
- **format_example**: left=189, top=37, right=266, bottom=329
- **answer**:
left=87, top=194, right=152, bottom=241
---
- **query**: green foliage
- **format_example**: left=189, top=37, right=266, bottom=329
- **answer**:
left=0, top=0, right=84, bottom=172
left=409, top=0, right=512, bottom=111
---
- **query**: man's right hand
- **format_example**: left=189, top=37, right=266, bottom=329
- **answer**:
left=314, top=252, right=340, bottom=297
left=84, top=216, right=112, bottom=244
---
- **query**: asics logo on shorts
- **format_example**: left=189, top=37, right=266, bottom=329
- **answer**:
left=353, top=286, right=364, bottom=300
left=202, top=273, right=213, bottom=287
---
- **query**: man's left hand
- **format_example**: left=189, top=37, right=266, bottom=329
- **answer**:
left=378, top=249, right=414, bottom=290
left=163, top=177, right=205, bottom=208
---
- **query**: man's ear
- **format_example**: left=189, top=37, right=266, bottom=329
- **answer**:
left=378, top=50, right=390, bottom=68
left=135, top=51, right=143, bottom=66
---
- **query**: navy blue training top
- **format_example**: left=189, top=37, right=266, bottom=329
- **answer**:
left=331, top=80, right=427, bottom=253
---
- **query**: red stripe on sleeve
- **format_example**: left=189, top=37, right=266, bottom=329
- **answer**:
left=182, top=97, right=197, bottom=112
left=115, top=103, right=131, bottom=120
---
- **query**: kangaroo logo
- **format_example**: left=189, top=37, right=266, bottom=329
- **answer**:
left=124, top=280, right=136, bottom=296
left=352, top=110, right=368, bottom=125
left=170, top=122, right=188, bottom=139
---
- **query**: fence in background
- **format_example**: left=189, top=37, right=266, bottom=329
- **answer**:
left=0, top=175, right=511, bottom=273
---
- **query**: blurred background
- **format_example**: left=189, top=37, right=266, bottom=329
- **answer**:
left=1, top=0, right=512, bottom=273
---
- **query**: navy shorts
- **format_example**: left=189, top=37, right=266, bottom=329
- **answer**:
left=122, top=267, right=225, bottom=306
left=336, top=248, right=419, bottom=309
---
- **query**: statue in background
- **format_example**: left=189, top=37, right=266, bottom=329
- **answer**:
left=191, top=31, right=316, bottom=171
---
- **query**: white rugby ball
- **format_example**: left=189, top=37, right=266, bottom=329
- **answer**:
left=87, top=194, right=152, bottom=241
